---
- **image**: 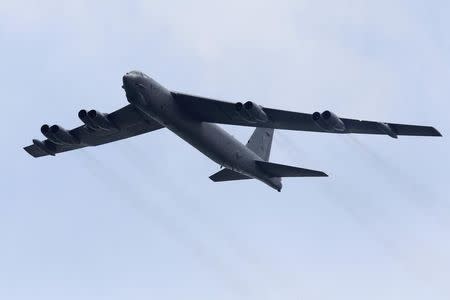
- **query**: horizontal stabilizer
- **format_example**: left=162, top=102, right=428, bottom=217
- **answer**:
left=210, top=168, right=252, bottom=182
left=255, top=161, right=328, bottom=178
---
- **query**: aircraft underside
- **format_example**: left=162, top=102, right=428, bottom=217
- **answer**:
left=24, top=71, right=442, bottom=191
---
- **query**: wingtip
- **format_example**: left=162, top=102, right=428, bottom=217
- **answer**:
left=425, top=126, right=442, bottom=137
left=24, top=140, right=55, bottom=157
left=434, top=128, right=443, bottom=137
left=23, top=145, right=38, bottom=157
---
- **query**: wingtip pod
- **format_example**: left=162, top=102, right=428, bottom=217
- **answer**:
left=377, top=122, right=398, bottom=139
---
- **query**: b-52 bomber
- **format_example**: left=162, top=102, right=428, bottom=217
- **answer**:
left=24, top=71, right=442, bottom=191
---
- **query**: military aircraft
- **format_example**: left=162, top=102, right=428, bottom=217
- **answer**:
left=24, top=71, right=442, bottom=191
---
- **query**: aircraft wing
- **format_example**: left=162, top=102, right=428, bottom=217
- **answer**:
left=24, top=104, right=164, bottom=158
left=172, top=92, right=442, bottom=138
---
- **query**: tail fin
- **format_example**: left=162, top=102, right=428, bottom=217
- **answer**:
left=246, top=128, right=274, bottom=161
left=255, top=161, right=328, bottom=178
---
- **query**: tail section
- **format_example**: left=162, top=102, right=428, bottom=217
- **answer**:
left=255, top=161, right=328, bottom=178
left=246, top=128, right=274, bottom=161
left=210, top=128, right=326, bottom=191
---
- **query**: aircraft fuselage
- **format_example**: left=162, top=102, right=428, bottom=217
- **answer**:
left=122, top=71, right=283, bottom=191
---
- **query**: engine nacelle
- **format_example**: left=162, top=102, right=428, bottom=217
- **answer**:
left=41, top=124, right=79, bottom=145
left=41, top=124, right=61, bottom=144
left=235, top=101, right=268, bottom=123
left=79, top=109, right=117, bottom=131
left=312, top=110, right=346, bottom=132
left=51, top=125, right=80, bottom=144
left=78, top=109, right=99, bottom=130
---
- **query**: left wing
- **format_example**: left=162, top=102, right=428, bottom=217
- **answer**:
left=24, top=104, right=164, bottom=158
left=172, top=92, right=441, bottom=138
left=210, top=168, right=252, bottom=182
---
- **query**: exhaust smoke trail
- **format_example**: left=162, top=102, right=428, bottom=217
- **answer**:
left=76, top=150, right=257, bottom=300
left=276, top=131, right=311, bottom=160
left=116, top=142, right=287, bottom=300
left=345, top=135, right=435, bottom=202
left=344, top=135, right=448, bottom=229
left=275, top=132, right=445, bottom=291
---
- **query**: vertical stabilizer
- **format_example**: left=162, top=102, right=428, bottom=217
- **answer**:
left=246, top=128, right=274, bottom=161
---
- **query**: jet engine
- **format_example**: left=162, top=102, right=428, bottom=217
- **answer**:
left=78, top=109, right=117, bottom=131
left=78, top=109, right=98, bottom=130
left=312, top=110, right=346, bottom=132
left=235, top=101, right=268, bottom=123
left=41, top=124, right=79, bottom=145
left=41, top=124, right=61, bottom=144
left=50, top=125, right=80, bottom=144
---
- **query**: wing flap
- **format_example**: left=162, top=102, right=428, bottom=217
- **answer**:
left=388, top=123, right=441, bottom=136
left=24, top=143, right=49, bottom=158
left=343, top=119, right=441, bottom=137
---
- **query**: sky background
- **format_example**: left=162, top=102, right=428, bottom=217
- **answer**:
left=1, top=1, right=449, bottom=299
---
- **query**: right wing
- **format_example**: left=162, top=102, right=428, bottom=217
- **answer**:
left=172, top=92, right=442, bottom=138
left=24, top=104, right=164, bottom=158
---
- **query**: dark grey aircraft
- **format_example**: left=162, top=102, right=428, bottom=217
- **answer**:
left=25, top=71, right=442, bottom=191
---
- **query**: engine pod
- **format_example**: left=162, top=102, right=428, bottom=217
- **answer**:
left=244, top=101, right=268, bottom=122
left=313, top=110, right=346, bottom=132
left=87, top=110, right=117, bottom=131
left=78, top=109, right=99, bottom=130
left=235, top=101, right=268, bottom=123
left=41, top=124, right=64, bottom=144
left=50, top=125, right=80, bottom=145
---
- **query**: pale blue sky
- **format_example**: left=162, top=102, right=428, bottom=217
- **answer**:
left=1, top=1, right=449, bottom=299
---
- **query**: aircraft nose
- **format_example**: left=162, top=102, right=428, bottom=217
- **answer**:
left=122, top=73, right=133, bottom=89
left=122, top=71, right=147, bottom=90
